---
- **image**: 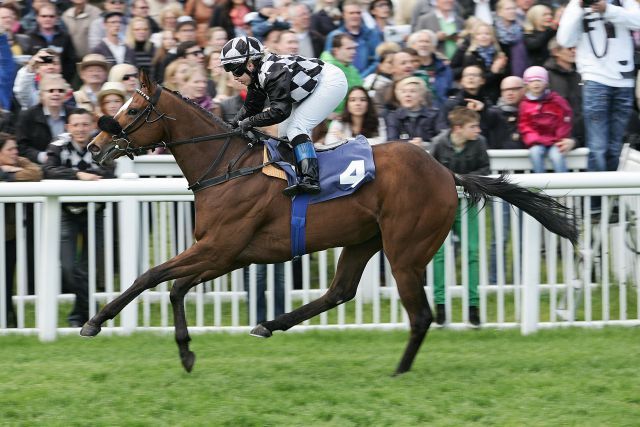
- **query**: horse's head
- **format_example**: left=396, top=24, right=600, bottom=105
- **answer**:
left=88, top=70, right=168, bottom=166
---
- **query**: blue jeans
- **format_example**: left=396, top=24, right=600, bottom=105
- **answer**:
left=529, top=145, right=567, bottom=173
left=244, top=264, right=285, bottom=324
left=582, top=81, right=634, bottom=172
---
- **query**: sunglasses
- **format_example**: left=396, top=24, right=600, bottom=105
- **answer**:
left=122, top=73, right=138, bottom=81
left=186, top=48, right=204, bottom=57
left=39, top=14, right=56, bottom=18
left=109, top=0, right=125, bottom=3
left=47, top=88, right=65, bottom=94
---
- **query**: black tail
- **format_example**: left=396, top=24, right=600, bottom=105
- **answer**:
left=453, top=173, right=579, bottom=245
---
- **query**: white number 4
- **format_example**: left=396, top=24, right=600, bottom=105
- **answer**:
left=339, top=160, right=366, bottom=189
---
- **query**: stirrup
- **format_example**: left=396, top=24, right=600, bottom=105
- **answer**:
left=283, top=182, right=302, bottom=197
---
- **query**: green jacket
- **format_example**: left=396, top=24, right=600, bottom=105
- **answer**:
left=319, top=51, right=363, bottom=114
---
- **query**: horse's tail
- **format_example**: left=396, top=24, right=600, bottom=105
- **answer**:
left=453, top=172, right=579, bottom=245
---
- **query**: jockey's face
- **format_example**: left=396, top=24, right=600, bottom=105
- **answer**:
left=233, top=62, right=254, bottom=86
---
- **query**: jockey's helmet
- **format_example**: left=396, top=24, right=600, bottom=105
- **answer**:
left=220, top=36, right=264, bottom=76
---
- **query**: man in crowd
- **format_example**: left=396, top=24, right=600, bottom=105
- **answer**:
left=73, top=54, right=109, bottom=114
left=13, top=48, right=64, bottom=111
left=91, top=11, right=136, bottom=67
left=88, top=0, right=128, bottom=51
left=289, top=3, right=324, bottom=58
left=62, top=0, right=103, bottom=60
left=44, top=108, right=115, bottom=327
left=407, top=29, right=453, bottom=108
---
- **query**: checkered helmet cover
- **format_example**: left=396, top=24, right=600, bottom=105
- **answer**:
left=220, top=36, right=264, bottom=65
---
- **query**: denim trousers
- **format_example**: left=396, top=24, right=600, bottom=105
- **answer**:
left=528, top=144, right=568, bottom=173
left=434, top=205, right=479, bottom=307
left=582, top=81, right=634, bottom=172
left=244, top=264, right=285, bottom=324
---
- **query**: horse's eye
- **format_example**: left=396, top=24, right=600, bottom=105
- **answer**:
left=128, top=109, right=139, bottom=116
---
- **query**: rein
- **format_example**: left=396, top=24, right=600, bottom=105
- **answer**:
left=102, top=86, right=275, bottom=193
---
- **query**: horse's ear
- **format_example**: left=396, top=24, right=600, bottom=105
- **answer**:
left=139, top=69, right=156, bottom=93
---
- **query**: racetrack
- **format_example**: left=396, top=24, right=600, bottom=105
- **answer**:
left=1, top=328, right=638, bottom=426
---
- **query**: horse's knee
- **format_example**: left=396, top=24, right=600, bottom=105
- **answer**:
left=411, top=308, right=432, bottom=336
left=325, top=286, right=358, bottom=306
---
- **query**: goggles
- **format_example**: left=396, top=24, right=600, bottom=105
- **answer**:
left=223, top=61, right=248, bottom=77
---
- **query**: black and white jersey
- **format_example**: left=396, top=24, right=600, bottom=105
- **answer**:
left=44, top=133, right=115, bottom=180
left=232, top=53, right=325, bottom=128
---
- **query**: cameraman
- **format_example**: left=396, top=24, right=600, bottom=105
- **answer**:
left=557, top=0, right=640, bottom=174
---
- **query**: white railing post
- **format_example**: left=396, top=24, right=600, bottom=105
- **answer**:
left=521, top=213, right=541, bottom=335
left=118, top=175, right=141, bottom=333
left=37, top=196, right=60, bottom=341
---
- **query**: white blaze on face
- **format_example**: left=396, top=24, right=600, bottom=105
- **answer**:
left=114, top=97, right=133, bottom=119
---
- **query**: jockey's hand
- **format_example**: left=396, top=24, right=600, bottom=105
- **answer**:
left=237, top=119, right=252, bottom=133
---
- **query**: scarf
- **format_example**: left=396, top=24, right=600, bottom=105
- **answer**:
left=495, top=18, right=523, bottom=45
left=476, top=45, right=496, bottom=68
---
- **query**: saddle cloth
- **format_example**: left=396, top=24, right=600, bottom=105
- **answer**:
left=262, top=135, right=376, bottom=204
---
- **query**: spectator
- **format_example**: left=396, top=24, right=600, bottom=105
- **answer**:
left=62, top=0, right=103, bottom=60
left=0, top=132, right=42, bottom=328
left=523, top=4, right=555, bottom=67
left=73, top=53, right=109, bottom=114
left=0, top=2, right=35, bottom=56
left=179, top=66, right=213, bottom=112
left=249, top=0, right=292, bottom=41
left=407, top=29, right=454, bottom=108
left=374, top=49, right=416, bottom=116
left=151, top=29, right=176, bottom=83
left=212, top=75, right=244, bottom=121
left=13, top=48, right=64, bottom=111
left=163, top=58, right=191, bottom=91
left=319, top=33, right=363, bottom=114
left=25, top=3, right=77, bottom=83
left=275, top=30, right=299, bottom=55
left=243, top=264, right=285, bottom=326
left=362, top=50, right=394, bottom=100
left=184, top=0, right=215, bottom=46
left=88, top=0, right=128, bottom=51
left=44, top=108, right=115, bottom=328
left=16, top=73, right=72, bottom=164
left=177, top=40, right=206, bottom=67
left=430, top=107, right=489, bottom=327
left=310, top=0, right=341, bottom=36
left=206, top=26, right=228, bottom=54
left=451, top=22, right=508, bottom=102
left=0, top=29, right=17, bottom=115
left=518, top=66, right=573, bottom=173
left=209, top=0, right=251, bottom=41
left=369, top=0, right=394, bottom=41
left=149, top=4, right=183, bottom=48
left=324, top=86, right=387, bottom=145
left=289, top=3, right=324, bottom=58
left=108, top=64, right=139, bottom=100
left=515, top=0, right=534, bottom=24
left=148, top=0, right=182, bottom=23
left=126, top=17, right=156, bottom=75
left=20, top=0, right=52, bottom=36
left=545, top=38, right=583, bottom=146
left=325, top=0, right=381, bottom=77
left=494, top=0, right=527, bottom=77
left=490, top=75, right=526, bottom=149
left=436, top=64, right=501, bottom=139
left=157, top=16, right=197, bottom=78
left=131, top=0, right=161, bottom=35
left=96, top=81, right=126, bottom=117
left=91, top=11, right=137, bottom=67
left=385, top=76, right=438, bottom=149
left=205, top=49, right=223, bottom=97
left=413, top=0, right=464, bottom=60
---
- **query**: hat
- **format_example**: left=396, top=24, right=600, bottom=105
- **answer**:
left=39, top=74, right=70, bottom=92
left=175, top=15, right=196, bottom=31
left=523, top=66, right=548, bottom=84
left=76, top=53, right=109, bottom=73
left=108, top=63, right=138, bottom=83
left=97, top=81, right=126, bottom=104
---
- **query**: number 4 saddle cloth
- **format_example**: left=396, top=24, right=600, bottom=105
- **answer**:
left=263, top=135, right=376, bottom=204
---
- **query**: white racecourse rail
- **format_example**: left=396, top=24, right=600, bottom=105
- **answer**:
left=0, top=162, right=638, bottom=341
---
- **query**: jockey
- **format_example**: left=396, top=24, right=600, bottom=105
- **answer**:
left=220, top=36, right=348, bottom=196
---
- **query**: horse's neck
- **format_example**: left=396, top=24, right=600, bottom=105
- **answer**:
left=168, top=123, right=256, bottom=187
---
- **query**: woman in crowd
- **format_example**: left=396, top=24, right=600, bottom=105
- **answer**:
left=126, top=17, right=156, bottom=75
left=150, top=4, right=184, bottom=47
left=494, top=0, right=528, bottom=77
left=324, top=86, right=387, bottom=146
left=209, top=0, right=251, bottom=40
left=97, top=82, right=126, bottom=117
left=206, top=26, right=229, bottom=54
left=523, top=4, right=555, bottom=67
left=180, top=66, right=214, bottom=112
left=163, top=58, right=192, bottom=91
left=108, top=64, right=140, bottom=100
left=363, top=50, right=395, bottom=99
left=451, top=22, right=508, bottom=102
left=151, top=30, right=177, bottom=83
left=0, top=133, right=42, bottom=328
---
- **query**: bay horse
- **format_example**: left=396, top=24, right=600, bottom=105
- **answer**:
left=82, top=71, right=578, bottom=375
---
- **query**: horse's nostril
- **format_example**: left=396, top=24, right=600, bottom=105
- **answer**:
left=88, top=143, right=100, bottom=154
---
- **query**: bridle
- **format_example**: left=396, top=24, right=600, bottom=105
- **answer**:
left=100, top=85, right=275, bottom=193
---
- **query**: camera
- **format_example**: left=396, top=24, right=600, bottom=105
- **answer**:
left=41, top=55, right=54, bottom=64
left=583, top=0, right=598, bottom=8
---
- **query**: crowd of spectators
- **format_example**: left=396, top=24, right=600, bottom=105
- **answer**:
left=1, top=0, right=640, bottom=328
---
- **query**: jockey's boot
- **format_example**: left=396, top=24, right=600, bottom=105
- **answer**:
left=283, top=135, right=321, bottom=197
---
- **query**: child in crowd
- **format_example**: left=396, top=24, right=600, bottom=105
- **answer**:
left=518, top=66, right=573, bottom=173
left=430, top=107, right=490, bottom=327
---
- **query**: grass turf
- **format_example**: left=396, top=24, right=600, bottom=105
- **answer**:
left=1, top=327, right=639, bottom=426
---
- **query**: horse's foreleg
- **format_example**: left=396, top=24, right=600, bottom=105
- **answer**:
left=253, top=235, right=382, bottom=337
left=170, top=274, right=199, bottom=373
left=80, top=243, right=216, bottom=337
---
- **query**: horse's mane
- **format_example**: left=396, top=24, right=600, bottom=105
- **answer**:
left=161, top=86, right=235, bottom=132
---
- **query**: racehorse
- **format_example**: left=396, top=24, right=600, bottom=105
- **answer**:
left=83, top=71, right=578, bottom=375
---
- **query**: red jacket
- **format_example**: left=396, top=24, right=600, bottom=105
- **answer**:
left=518, top=91, right=572, bottom=147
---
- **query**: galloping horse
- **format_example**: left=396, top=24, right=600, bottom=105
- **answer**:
left=83, top=71, right=578, bottom=375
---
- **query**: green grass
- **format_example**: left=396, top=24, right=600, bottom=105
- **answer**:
left=1, top=328, right=639, bottom=426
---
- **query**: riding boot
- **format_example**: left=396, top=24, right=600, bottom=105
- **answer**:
left=283, top=135, right=321, bottom=197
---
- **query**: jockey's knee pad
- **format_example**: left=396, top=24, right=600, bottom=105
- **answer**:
left=292, top=134, right=316, bottom=160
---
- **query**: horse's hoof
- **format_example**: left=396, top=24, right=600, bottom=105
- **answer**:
left=181, top=351, right=196, bottom=373
left=250, top=324, right=272, bottom=338
left=79, top=321, right=101, bottom=337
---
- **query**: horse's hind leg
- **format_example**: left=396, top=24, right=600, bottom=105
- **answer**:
left=170, top=274, right=199, bottom=373
left=253, top=235, right=382, bottom=336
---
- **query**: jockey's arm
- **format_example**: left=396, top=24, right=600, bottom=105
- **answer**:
left=236, top=69, right=293, bottom=129
left=231, top=83, right=268, bottom=126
